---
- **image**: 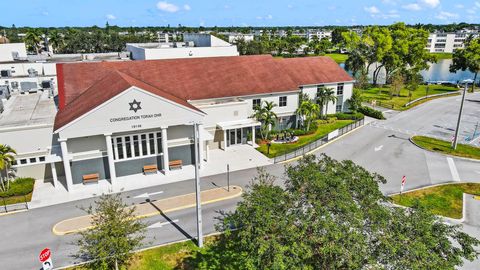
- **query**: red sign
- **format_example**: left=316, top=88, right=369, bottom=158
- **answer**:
left=39, top=248, right=51, bottom=262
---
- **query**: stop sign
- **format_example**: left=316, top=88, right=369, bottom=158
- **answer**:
left=39, top=248, right=51, bottom=262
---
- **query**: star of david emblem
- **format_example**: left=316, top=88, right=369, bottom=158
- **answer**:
left=129, top=99, right=142, bottom=113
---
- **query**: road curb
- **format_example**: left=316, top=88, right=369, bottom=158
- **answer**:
left=0, top=209, right=28, bottom=217
left=408, top=136, right=480, bottom=163
left=52, top=186, right=243, bottom=236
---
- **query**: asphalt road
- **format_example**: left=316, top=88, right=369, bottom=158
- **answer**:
left=1, top=94, right=480, bottom=270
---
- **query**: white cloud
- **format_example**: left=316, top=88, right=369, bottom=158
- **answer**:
left=287, top=4, right=293, bottom=9
left=454, top=4, right=464, bottom=8
left=106, top=14, right=116, bottom=20
left=402, top=3, right=421, bottom=11
left=420, top=0, right=440, bottom=8
left=266, top=14, right=273, bottom=19
left=364, top=6, right=380, bottom=14
left=475, top=1, right=480, bottom=8
left=256, top=16, right=263, bottom=20
left=183, top=4, right=191, bottom=11
left=156, top=1, right=180, bottom=12
left=382, top=0, right=396, bottom=4
left=435, top=11, right=458, bottom=20
left=41, top=11, right=49, bottom=16
left=467, top=9, right=476, bottom=14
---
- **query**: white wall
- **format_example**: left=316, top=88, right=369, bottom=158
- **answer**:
left=0, top=43, right=27, bottom=62
left=301, top=82, right=353, bottom=114
left=195, top=101, right=250, bottom=128
left=141, top=46, right=238, bottom=60
left=0, top=125, right=53, bottom=154
left=58, top=87, right=204, bottom=139
left=243, top=92, right=300, bottom=117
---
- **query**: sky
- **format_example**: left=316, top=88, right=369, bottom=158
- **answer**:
left=0, top=0, right=478, bottom=27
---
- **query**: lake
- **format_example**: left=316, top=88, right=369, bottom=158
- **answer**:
left=340, top=59, right=477, bottom=84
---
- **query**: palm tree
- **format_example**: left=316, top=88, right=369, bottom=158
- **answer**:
left=48, top=30, right=64, bottom=53
left=24, top=30, right=42, bottom=54
left=296, top=99, right=319, bottom=131
left=251, top=101, right=278, bottom=140
left=315, top=86, right=327, bottom=119
left=0, top=144, right=16, bottom=192
left=323, top=88, right=337, bottom=117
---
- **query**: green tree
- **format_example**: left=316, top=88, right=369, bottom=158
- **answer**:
left=251, top=101, right=278, bottom=140
left=77, top=193, right=147, bottom=270
left=296, top=98, right=319, bottom=131
left=189, top=155, right=480, bottom=269
left=0, top=144, right=16, bottom=192
left=346, top=88, right=363, bottom=112
left=48, top=30, right=64, bottom=53
left=405, top=71, right=423, bottom=102
left=317, top=87, right=337, bottom=118
left=390, top=71, right=404, bottom=97
left=24, top=29, right=42, bottom=53
left=450, top=37, right=480, bottom=92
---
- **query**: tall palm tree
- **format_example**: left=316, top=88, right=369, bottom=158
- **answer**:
left=315, top=86, right=327, bottom=119
left=48, top=30, right=64, bottom=53
left=323, top=88, right=337, bottom=117
left=0, top=144, right=16, bottom=192
left=24, top=30, right=42, bottom=54
left=251, top=101, right=278, bottom=140
left=296, top=99, right=319, bottom=131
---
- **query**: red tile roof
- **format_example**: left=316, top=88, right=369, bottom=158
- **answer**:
left=54, top=55, right=352, bottom=131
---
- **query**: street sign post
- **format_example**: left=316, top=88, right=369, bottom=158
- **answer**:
left=39, top=248, right=53, bottom=270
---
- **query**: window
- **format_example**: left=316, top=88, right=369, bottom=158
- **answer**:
left=29, top=157, right=36, bottom=163
left=436, top=39, right=446, bottom=43
left=336, top=104, right=342, bottom=112
left=113, top=132, right=162, bottom=161
left=434, top=43, right=446, bottom=48
left=337, top=83, right=344, bottom=95
left=20, top=159, right=27, bottom=165
left=252, top=99, right=261, bottom=109
left=279, top=96, right=287, bottom=107
left=39, top=156, right=45, bottom=162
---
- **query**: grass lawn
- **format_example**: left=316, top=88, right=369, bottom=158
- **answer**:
left=1, top=192, right=32, bottom=206
left=411, top=136, right=480, bottom=160
left=256, top=119, right=354, bottom=158
left=325, top=53, right=349, bottom=63
left=68, top=237, right=217, bottom=270
left=361, top=84, right=459, bottom=110
left=391, top=183, right=480, bottom=219
left=430, top=52, right=453, bottom=60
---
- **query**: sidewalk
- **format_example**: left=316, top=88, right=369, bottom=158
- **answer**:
left=52, top=185, right=242, bottom=235
left=30, top=144, right=271, bottom=209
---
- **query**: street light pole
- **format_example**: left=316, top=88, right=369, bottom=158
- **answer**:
left=193, top=123, right=203, bottom=247
left=452, top=81, right=470, bottom=150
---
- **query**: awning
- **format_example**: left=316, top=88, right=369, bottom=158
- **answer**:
left=200, top=126, right=214, bottom=141
left=217, top=119, right=261, bottom=130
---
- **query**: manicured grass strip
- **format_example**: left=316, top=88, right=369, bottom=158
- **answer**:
left=0, top=193, right=32, bottom=206
left=68, top=237, right=217, bottom=270
left=256, top=120, right=354, bottom=158
left=412, top=135, right=480, bottom=160
left=325, top=53, right=349, bottom=63
left=391, top=183, right=480, bottom=219
left=361, top=84, right=458, bottom=110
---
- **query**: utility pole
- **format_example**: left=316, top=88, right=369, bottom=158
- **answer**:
left=193, top=123, right=203, bottom=247
left=452, top=80, right=471, bottom=150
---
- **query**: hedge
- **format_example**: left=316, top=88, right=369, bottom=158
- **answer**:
left=358, top=106, right=385, bottom=120
left=0, top=177, right=35, bottom=198
left=334, top=112, right=365, bottom=120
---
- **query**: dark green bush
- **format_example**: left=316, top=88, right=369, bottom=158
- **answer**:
left=358, top=106, right=385, bottom=120
left=335, top=112, right=365, bottom=120
left=0, top=177, right=35, bottom=197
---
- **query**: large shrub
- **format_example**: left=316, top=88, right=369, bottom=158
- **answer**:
left=334, top=112, right=364, bottom=120
left=0, top=177, right=35, bottom=197
left=358, top=106, right=385, bottom=120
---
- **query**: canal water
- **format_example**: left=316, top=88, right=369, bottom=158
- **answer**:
left=340, top=59, right=477, bottom=84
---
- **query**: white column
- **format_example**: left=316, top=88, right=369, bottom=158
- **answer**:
left=251, top=126, right=256, bottom=147
left=223, top=129, right=228, bottom=151
left=59, top=139, right=73, bottom=191
left=198, top=124, right=204, bottom=167
left=205, top=144, right=209, bottom=162
left=161, top=127, right=169, bottom=174
left=50, top=161, right=58, bottom=188
left=105, top=134, right=116, bottom=185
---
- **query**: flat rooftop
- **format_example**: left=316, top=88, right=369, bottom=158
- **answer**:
left=0, top=91, right=57, bottom=129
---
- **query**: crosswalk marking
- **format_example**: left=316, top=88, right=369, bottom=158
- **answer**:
left=447, top=157, right=461, bottom=182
